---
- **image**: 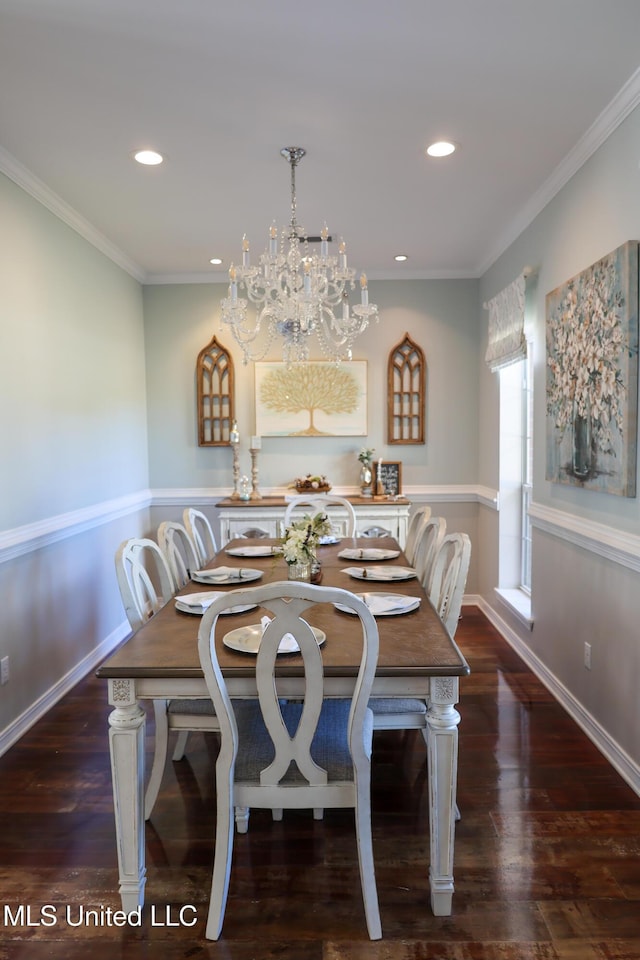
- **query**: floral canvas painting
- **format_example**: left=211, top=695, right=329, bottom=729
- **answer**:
left=545, top=242, right=638, bottom=497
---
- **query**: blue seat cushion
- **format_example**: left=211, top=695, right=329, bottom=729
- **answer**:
left=232, top=699, right=373, bottom=783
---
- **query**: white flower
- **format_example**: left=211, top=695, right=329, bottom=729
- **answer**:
left=546, top=251, right=632, bottom=455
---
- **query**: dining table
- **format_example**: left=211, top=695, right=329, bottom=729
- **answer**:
left=97, top=536, right=470, bottom=918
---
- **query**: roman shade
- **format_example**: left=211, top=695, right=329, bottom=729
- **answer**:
left=484, top=273, right=527, bottom=371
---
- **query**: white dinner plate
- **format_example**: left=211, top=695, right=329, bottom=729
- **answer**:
left=175, top=592, right=257, bottom=616
left=338, top=547, right=400, bottom=561
left=192, top=566, right=262, bottom=585
left=342, top=565, right=418, bottom=582
left=318, top=535, right=341, bottom=545
left=226, top=545, right=276, bottom=557
left=222, top=623, right=326, bottom=655
left=334, top=592, right=421, bottom=616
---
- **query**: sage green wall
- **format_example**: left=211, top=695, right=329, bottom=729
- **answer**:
left=142, top=278, right=480, bottom=493
left=0, top=172, right=149, bottom=736
left=478, top=102, right=640, bottom=771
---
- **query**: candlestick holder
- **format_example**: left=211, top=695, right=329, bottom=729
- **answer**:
left=230, top=444, right=241, bottom=499
left=249, top=447, right=262, bottom=500
left=230, top=420, right=241, bottom=500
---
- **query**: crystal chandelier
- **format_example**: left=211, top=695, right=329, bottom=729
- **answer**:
left=220, top=147, right=378, bottom=365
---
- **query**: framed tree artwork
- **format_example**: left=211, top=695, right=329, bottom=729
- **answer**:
left=255, top=361, right=367, bottom=436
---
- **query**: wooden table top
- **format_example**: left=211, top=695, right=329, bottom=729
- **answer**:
left=97, top=539, right=469, bottom=681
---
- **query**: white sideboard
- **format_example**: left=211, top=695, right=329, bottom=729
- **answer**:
left=215, top=496, right=411, bottom=547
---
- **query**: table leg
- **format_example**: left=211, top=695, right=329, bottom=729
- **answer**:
left=107, top=679, right=147, bottom=911
left=426, top=675, right=460, bottom=916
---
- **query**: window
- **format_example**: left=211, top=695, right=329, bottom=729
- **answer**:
left=496, top=343, right=533, bottom=626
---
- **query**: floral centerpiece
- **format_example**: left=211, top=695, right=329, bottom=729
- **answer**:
left=277, top=511, right=332, bottom=580
left=291, top=473, right=332, bottom=493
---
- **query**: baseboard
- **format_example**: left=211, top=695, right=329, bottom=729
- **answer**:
left=0, top=620, right=130, bottom=758
left=474, top=596, right=640, bottom=797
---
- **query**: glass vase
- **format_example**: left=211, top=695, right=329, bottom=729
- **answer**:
left=287, top=560, right=311, bottom=582
left=359, top=462, right=373, bottom=497
left=572, top=398, right=592, bottom=480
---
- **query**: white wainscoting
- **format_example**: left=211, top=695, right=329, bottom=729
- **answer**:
left=472, top=594, right=640, bottom=797
left=529, top=501, right=640, bottom=573
left=0, top=620, right=131, bottom=757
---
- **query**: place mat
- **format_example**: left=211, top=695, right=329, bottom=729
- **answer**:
left=226, top=545, right=276, bottom=557
left=334, top=592, right=421, bottom=616
left=222, top=622, right=326, bottom=655
left=192, top=566, right=262, bottom=584
left=175, top=591, right=257, bottom=616
left=338, top=547, right=400, bottom=561
left=341, top=565, right=418, bottom=581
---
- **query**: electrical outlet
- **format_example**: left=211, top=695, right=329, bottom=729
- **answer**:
left=0, top=656, right=9, bottom=685
left=584, top=642, right=592, bottom=670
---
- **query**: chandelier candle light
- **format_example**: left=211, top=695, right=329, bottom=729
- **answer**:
left=221, top=147, right=378, bottom=365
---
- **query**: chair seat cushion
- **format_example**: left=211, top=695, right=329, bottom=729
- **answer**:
left=233, top=699, right=373, bottom=784
left=368, top=697, right=427, bottom=715
left=167, top=698, right=216, bottom=716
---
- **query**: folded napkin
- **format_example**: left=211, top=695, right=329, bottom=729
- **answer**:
left=228, top=545, right=273, bottom=556
left=362, top=593, right=420, bottom=615
left=176, top=591, right=217, bottom=610
left=260, top=615, right=299, bottom=653
left=360, top=566, right=414, bottom=580
left=192, top=566, right=253, bottom=582
left=339, top=547, right=398, bottom=560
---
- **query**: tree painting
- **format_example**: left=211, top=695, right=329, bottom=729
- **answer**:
left=256, top=362, right=367, bottom=436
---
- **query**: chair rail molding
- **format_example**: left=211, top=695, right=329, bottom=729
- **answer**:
left=0, top=490, right=152, bottom=564
left=529, top=501, right=640, bottom=573
left=0, top=484, right=500, bottom=565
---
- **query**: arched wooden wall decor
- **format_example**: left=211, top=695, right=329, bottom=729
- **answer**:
left=387, top=332, right=425, bottom=444
left=197, top=335, right=235, bottom=445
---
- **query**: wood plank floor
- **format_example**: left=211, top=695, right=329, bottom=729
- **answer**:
left=1, top=606, right=639, bottom=958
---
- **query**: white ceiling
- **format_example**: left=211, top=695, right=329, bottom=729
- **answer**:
left=2, top=0, right=640, bottom=283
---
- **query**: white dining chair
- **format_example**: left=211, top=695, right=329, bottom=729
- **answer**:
left=158, top=520, right=200, bottom=589
left=412, top=516, right=446, bottom=593
left=197, top=580, right=382, bottom=941
left=428, top=532, right=472, bottom=638
left=282, top=494, right=357, bottom=538
left=114, top=537, right=219, bottom=820
left=404, top=506, right=432, bottom=566
left=183, top=507, right=218, bottom=566
left=368, top=529, right=471, bottom=829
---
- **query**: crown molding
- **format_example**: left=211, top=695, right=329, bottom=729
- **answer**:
left=477, top=65, right=640, bottom=276
left=0, top=146, right=145, bottom=282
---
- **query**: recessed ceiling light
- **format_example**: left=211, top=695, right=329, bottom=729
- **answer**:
left=133, top=149, right=164, bottom=166
left=426, top=140, right=456, bottom=158
left=394, top=254, right=408, bottom=262
left=209, top=257, right=223, bottom=265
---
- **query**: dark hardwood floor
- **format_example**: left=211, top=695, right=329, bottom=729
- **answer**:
left=1, top=606, right=639, bottom=959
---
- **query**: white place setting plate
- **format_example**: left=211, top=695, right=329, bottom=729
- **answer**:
left=334, top=592, right=421, bottom=616
left=175, top=591, right=257, bottom=616
left=342, top=565, right=418, bottom=582
left=338, top=547, right=400, bottom=561
left=318, top=535, right=341, bottom=545
left=191, top=566, right=262, bottom=585
left=222, top=623, right=326, bottom=655
left=226, top=545, right=277, bottom=557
